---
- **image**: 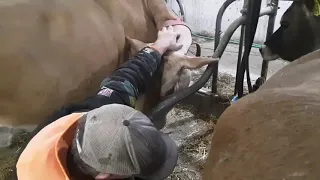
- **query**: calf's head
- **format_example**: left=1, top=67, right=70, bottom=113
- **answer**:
left=260, top=0, right=320, bottom=61
left=125, top=36, right=217, bottom=97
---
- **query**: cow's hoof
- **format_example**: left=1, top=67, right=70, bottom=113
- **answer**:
left=253, top=77, right=266, bottom=92
left=0, top=126, right=14, bottom=148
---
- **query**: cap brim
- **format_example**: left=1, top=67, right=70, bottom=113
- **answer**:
left=137, top=132, right=178, bottom=180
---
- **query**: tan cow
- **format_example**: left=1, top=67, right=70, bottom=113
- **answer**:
left=203, top=49, right=320, bottom=179
left=0, top=0, right=195, bottom=144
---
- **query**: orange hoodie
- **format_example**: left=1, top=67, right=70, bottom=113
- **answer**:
left=16, top=113, right=84, bottom=180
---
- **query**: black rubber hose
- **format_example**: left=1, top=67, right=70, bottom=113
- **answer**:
left=212, top=0, right=237, bottom=94
left=236, top=0, right=262, bottom=98
left=214, top=0, right=236, bottom=50
left=193, top=42, right=201, bottom=57
left=149, top=62, right=219, bottom=123
left=234, top=25, right=245, bottom=96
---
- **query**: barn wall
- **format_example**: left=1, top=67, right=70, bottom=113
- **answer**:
left=167, top=0, right=292, bottom=44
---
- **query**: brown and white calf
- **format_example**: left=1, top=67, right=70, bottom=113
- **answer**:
left=125, top=37, right=217, bottom=129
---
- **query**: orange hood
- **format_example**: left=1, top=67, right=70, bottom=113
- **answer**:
left=16, top=113, right=84, bottom=180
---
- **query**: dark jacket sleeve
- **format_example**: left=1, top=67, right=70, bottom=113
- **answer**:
left=36, top=47, right=162, bottom=128
left=13, top=47, right=163, bottom=180
left=98, top=46, right=162, bottom=107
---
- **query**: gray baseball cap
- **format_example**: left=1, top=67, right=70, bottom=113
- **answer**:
left=75, top=104, right=178, bottom=180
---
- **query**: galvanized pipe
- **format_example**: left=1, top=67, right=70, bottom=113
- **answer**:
left=214, top=0, right=237, bottom=50
left=212, top=0, right=274, bottom=94
left=150, top=6, right=275, bottom=126
left=150, top=16, right=245, bottom=126
left=211, top=0, right=237, bottom=94
left=260, top=5, right=275, bottom=16
left=165, top=0, right=185, bottom=21
left=176, top=0, right=186, bottom=22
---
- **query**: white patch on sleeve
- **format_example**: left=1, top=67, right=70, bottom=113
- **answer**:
left=143, top=48, right=154, bottom=54
left=97, top=87, right=114, bottom=97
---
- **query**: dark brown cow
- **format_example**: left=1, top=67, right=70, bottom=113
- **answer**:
left=203, top=49, right=320, bottom=179
left=260, top=0, right=320, bottom=61
left=204, top=0, right=320, bottom=178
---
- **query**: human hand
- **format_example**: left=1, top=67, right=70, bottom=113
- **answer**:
left=151, top=26, right=183, bottom=55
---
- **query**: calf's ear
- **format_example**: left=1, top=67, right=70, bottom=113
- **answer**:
left=124, top=36, right=148, bottom=57
left=181, top=56, right=219, bottom=69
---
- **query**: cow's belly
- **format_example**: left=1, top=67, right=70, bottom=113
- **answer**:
left=95, top=0, right=159, bottom=42
left=0, top=0, right=127, bottom=126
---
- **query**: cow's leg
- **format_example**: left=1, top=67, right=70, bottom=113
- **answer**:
left=0, top=126, right=13, bottom=148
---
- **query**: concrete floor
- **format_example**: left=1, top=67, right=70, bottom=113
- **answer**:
left=190, top=39, right=289, bottom=81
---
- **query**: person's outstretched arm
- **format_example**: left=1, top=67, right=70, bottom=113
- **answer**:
left=35, top=26, right=182, bottom=129
left=13, top=26, right=182, bottom=178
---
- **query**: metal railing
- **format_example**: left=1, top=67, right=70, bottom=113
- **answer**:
left=150, top=0, right=280, bottom=126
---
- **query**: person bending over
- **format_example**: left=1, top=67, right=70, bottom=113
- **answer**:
left=16, top=26, right=182, bottom=180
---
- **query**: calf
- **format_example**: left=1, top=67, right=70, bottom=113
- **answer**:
left=260, top=0, right=320, bottom=61
left=125, top=37, right=218, bottom=129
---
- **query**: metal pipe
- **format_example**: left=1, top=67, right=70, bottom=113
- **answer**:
left=176, top=0, right=186, bottom=22
left=234, top=28, right=245, bottom=96
left=214, top=16, right=246, bottom=58
left=260, top=5, right=274, bottom=16
left=214, top=0, right=237, bottom=50
left=235, top=3, right=276, bottom=96
left=234, top=0, right=248, bottom=96
left=237, top=0, right=264, bottom=97
left=211, top=0, right=237, bottom=94
left=150, top=16, right=245, bottom=125
left=260, top=0, right=279, bottom=79
left=211, top=0, right=273, bottom=94
left=150, top=6, right=275, bottom=125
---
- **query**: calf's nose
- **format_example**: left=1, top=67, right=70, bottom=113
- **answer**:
left=259, top=45, right=279, bottom=61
